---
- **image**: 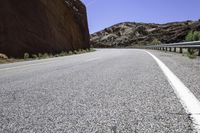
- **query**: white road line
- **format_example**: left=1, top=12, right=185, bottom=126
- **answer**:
left=0, top=60, right=56, bottom=71
left=0, top=56, right=99, bottom=72
left=0, top=51, right=97, bottom=71
left=85, top=57, right=99, bottom=62
left=145, top=50, right=200, bottom=132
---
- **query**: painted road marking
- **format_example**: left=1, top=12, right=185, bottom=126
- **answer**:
left=85, top=57, right=99, bottom=62
left=0, top=60, right=56, bottom=71
left=0, top=56, right=99, bottom=72
left=145, top=50, right=200, bottom=132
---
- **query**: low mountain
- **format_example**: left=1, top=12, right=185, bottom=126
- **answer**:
left=90, top=20, right=200, bottom=48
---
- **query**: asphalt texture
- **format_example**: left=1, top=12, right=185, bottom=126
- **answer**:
left=0, top=49, right=197, bottom=132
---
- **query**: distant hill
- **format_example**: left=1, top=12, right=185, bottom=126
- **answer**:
left=90, top=20, right=200, bottom=48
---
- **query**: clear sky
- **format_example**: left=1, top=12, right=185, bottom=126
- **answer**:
left=81, top=0, right=200, bottom=33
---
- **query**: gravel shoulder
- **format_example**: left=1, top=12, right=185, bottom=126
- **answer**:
left=149, top=50, right=200, bottom=102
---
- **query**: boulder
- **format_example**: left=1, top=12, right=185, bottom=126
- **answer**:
left=0, top=0, right=90, bottom=58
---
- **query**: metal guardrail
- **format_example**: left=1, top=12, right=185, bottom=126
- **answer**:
left=146, top=41, right=200, bottom=56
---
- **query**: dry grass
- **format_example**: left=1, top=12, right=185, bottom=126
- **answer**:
left=0, top=48, right=95, bottom=64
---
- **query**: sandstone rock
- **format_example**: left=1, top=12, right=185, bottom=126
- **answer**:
left=0, top=0, right=90, bottom=58
left=91, top=21, right=200, bottom=48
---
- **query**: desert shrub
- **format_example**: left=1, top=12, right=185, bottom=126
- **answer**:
left=68, top=51, right=73, bottom=55
left=150, top=39, right=161, bottom=45
left=187, top=48, right=198, bottom=59
left=42, top=53, right=49, bottom=58
left=193, top=31, right=200, bottom=41
left=38, top=53, right=43, bottom=58
left=78, top=49, right=82, bottom=53
left=48, top=53, right=53, bottom=58
left=60, top=51, right=67, bottom=56
left=187, top=51, right=197, bottom=59
left=86, top=49, right=90, bottom=52
left=81, top=49, right=87, bottom=53
left=24, top=53, right=30, bottom=59
left=32, top=54, right=38, bottom=59
left=185, top=31, right=200, bottom=58
left=185, top=31, right=200, bottom=41
left=78, top=49, right=86, bottom=54
left=90, top=48, right=96, bottom=52
left=188, top=48, right=197, bottom=55
left=185, top=31, right=193, bottom=41
left=74, top=50, right=79, bottom=54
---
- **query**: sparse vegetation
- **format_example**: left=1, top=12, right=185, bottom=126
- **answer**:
left=150, top=39, right=161, bottom=45
left=32, top=54, right=38, bottom=59
left=38, top=53, right=43, bottom=59
left=185, top=31, right=200, bottom=59
left=42, top=53, right=49, bottom=58
left=186, top=31, right=200, bottom=41
left=0, top=48, right=95, bottom=64
left=74, top=50, right=79, bottom=54
left=187, top=52, right=197, bottom=59
left=24, top=53, right=30, bottom=59
left=0, top=53, right=8, bottom=59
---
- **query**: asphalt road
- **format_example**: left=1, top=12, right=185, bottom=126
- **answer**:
left=0, top=49, right=197, bottom=132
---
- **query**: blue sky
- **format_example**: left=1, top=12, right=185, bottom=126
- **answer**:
left=81, top=0, right=200, bottom=33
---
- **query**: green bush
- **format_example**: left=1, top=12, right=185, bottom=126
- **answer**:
left=185, top=31, right=200, bottom=58
left=185, top=31, right=194, bottom=41
left=193, top=31, right=200, bottom=41
left=24, top=53, right=30, bottom=59
left=185, top=31, right=200, bottom=41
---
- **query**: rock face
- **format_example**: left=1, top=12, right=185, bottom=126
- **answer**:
left=0, top=0, right=90, bottom=57
left=91, top=21, right=200, bottom=48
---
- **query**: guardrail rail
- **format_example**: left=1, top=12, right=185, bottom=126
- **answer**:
left=146, top=41, right=200, bottom=56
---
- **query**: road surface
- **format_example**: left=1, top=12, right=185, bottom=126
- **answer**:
left=0, top=49, right=199, bottom=132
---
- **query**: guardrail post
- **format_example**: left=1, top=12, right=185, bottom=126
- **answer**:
left=145, top=41, right=200, bottom=55
left=198, top=49, right=200, bottom=56
left=180, top=48, right=183, bottom=53
left=174, top=48, right=176, bottom=52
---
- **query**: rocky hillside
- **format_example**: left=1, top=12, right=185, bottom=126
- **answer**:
left=0, top=0, right=90, bottom=58
left=91, top=20, right=200, bottom=48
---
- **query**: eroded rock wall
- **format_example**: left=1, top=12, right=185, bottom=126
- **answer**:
left=0, top=0, right=90, bottom=57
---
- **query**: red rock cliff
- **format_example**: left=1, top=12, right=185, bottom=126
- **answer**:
left=0, top=0, right=90, bottom=57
